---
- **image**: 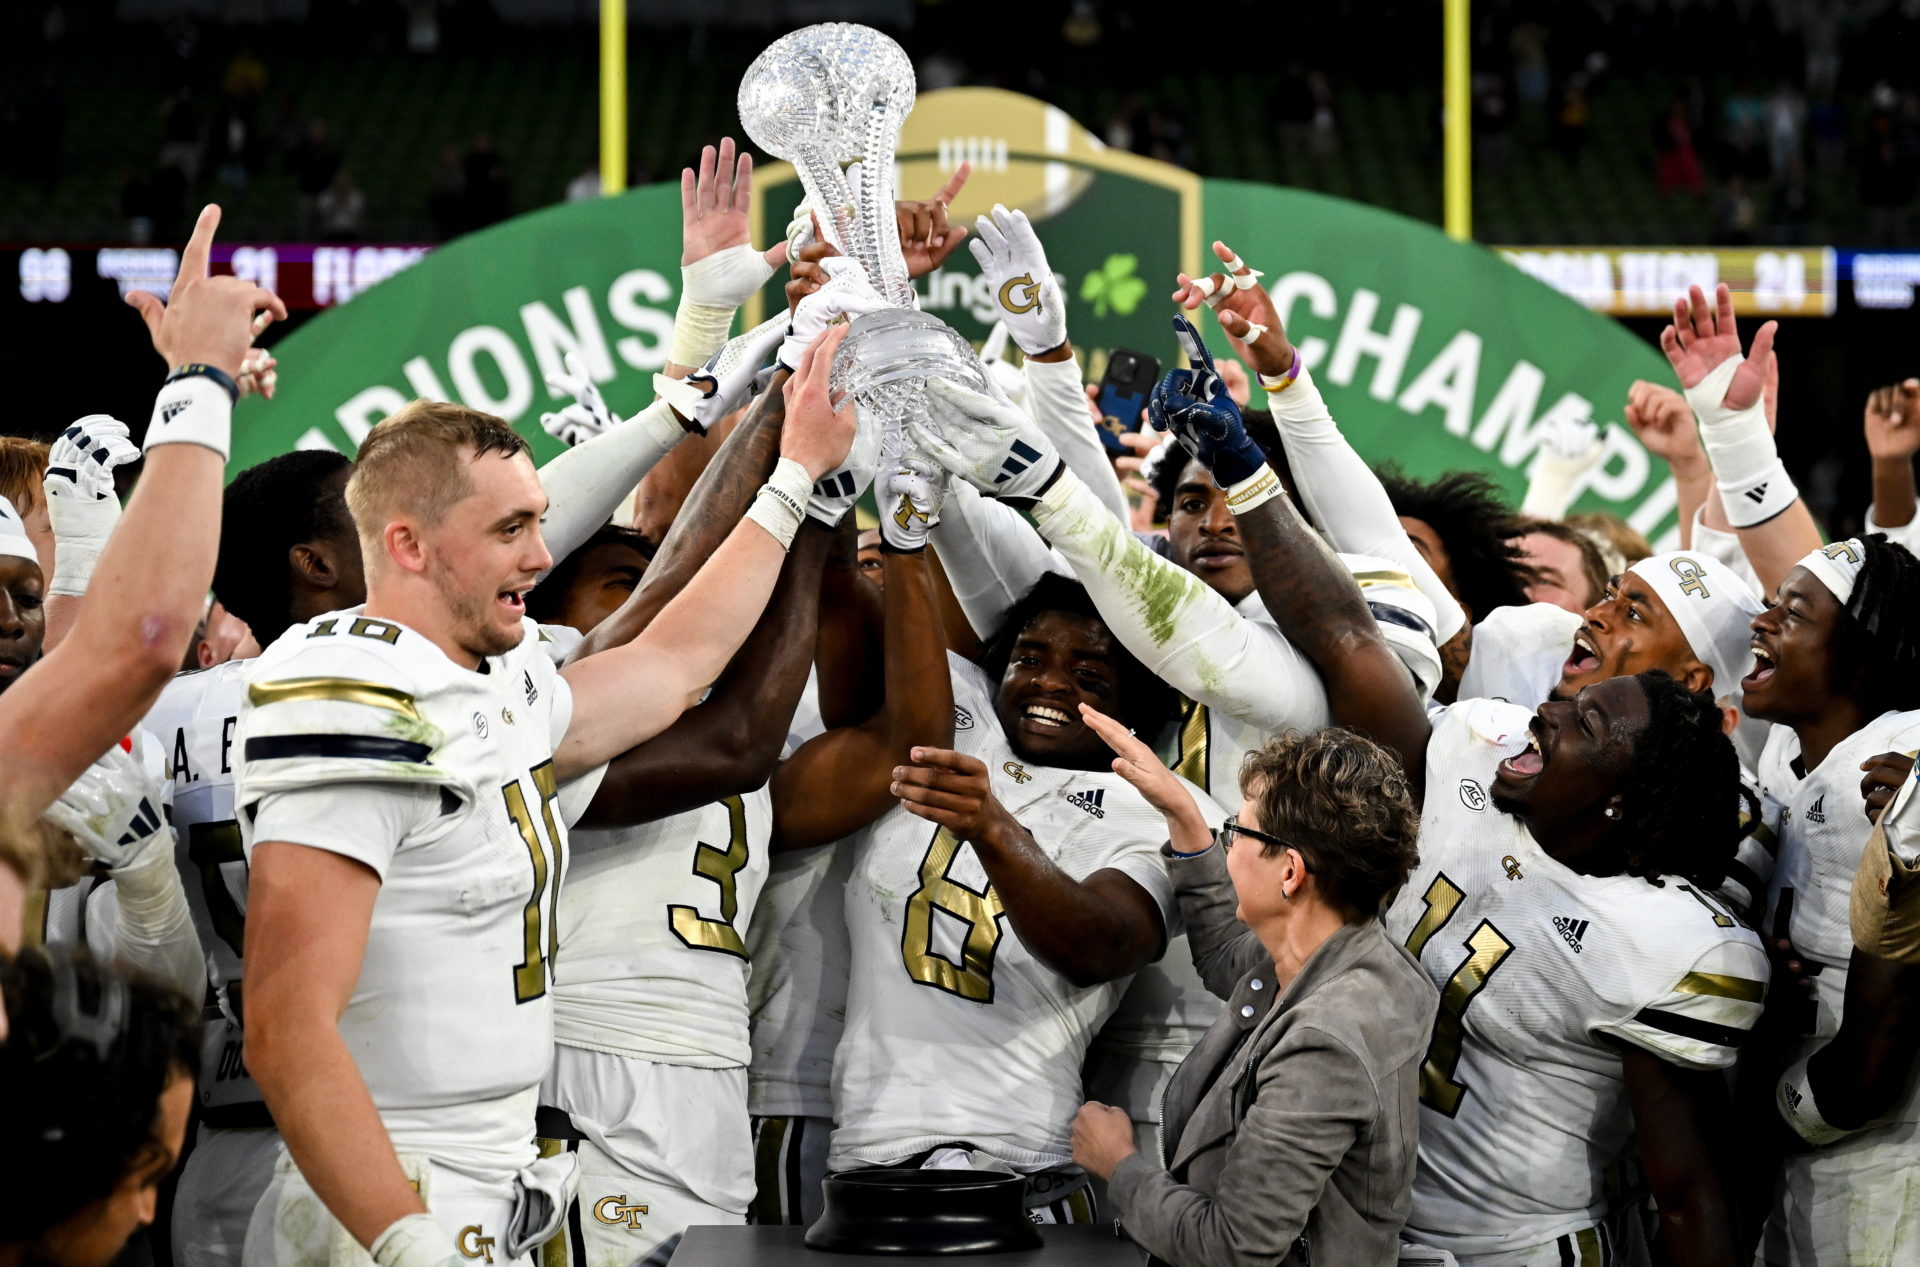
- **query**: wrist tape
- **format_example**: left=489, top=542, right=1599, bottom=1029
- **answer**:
left=146, top=375, right=233, bottom=460
left=745, top=457, right=812, bottom=550
left=1776, top=1056, right=1859, bottom=1147
left=1684, top=354, right=1797, bottom=528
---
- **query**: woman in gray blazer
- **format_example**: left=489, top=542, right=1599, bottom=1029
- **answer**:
left=1073, top=716, right=1438, bottom=1267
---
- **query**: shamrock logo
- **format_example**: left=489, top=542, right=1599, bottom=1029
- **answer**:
left=1080, top=253, right=1147, bottom=318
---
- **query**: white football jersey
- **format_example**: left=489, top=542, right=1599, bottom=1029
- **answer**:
left=829, top=654, right=1214, bottom=1173
left=237, top=608, right=602, bottom=1181
left=1457, top=602, right=1580, bottom=709
left=746, top=841, right=854, bottom=1119
left=1759, top=711, right=1920, bottom=1097
left=1390, top=700, right=1768, bottom=1259
left=553, top=788, right=772, bottom=1068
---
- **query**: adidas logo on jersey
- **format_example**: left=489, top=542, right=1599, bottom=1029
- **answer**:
left=1804, top=795, right=1825, bottom=824
left=1552, top=915, right=1590, bottom=953
left=523, top=670, right=538, bottom=707
left=1066, top=788, right=1106, bottom=818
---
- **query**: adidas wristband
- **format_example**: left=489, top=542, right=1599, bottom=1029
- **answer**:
left=1776, top=1056, right=1859, bottom=1147
left=146, top=373, right=234, bottom=460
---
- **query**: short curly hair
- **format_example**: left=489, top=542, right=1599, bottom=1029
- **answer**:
left=1617, top=670, right=1755, bottom=889
left=1240, top=728, right=1421, bottom=920
left=1376, top=466, right=1536, bottom=620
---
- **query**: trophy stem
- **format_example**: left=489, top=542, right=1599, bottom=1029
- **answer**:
left=854, top=105, right=916, bottom=309
left=793, top=154, right=858, bottom=256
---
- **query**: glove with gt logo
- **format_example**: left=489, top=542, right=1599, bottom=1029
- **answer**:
left=968, top=205, right=1067, bottom=357
left=43, top=738, right=170, bottom=871
left=807, top=402, right=882, bottom=528
left=878, top=457, right=947, bottom=554
left=1148, top=315, right=1272, bottom=502
left=914, top=377, right=1065, bottom=509
left=540, top=351, right=620, bottom=448
left=45, top=415, right=141, bottom=597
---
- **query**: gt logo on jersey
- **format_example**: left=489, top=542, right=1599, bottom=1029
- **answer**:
left=1003, top=761, right=1033, bottom=784
left=593, top=1196, right=649, bottom=1230
left=1066, top=788, right=1106, bottom=818
left=998, top=274, right=1043, bottom=315
left=1669, top=557, right=1710, bottom=599
left=954, top=706, right=974, bottom=731
left=1501, top=855, right=1524, bottom=881
left=456, top=1226, right=495, bottom=1263
left=1458, top=780, right=1486, bottom=811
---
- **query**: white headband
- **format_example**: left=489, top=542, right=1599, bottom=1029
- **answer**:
left=1630, top=552, right=1764, bottom=698
left=1799, top=539, right=1867, bottom=607
left=0, top=495, right=38, bottom=565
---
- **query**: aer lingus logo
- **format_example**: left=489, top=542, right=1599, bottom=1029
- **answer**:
left=1081, top=253, right=1148, bottom=318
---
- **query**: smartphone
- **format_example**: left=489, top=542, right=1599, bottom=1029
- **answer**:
left=1096, top=348, right=1161, bottom=457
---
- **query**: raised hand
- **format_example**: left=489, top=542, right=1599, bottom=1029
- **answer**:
left=777, top=255, right=889, bottom=371
left=889, top=746, right=1016, bottom=844
left=1147, top=316, right=1268, bottom=488
left=1659, top=282, right=1776, bottom=411
left=1173, top=239, right=1294, bottom=380
left=1865, top=380, right=1920, bottom=462
left=681, top=137, right=786, bottom=271
left=877, top=457, right=946, bottom=553
left=914, top=377, right=1064, bottom=506
left=126, top=205, right=287, bottom=378
left=1623, top=379, right=1704, bottom=469
left=540, top=350, right=619, bottom=448
left=1861, top=751, right=1917, bottom=822
left=968, top=203, right=1066, bottom=355
left=46, top=416, right=139, bottom=502
left=779, top=323, right=858, bottom=480
left=895, top=162, right=971, bottom=279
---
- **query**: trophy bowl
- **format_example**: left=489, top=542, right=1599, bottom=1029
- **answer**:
left=737, top=23, right=916, bottom=164
left=829, top=308, right=990, bottom=432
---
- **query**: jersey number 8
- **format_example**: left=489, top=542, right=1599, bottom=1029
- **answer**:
left=902, top=827, right=1008, bottom=1002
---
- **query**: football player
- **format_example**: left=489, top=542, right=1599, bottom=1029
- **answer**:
left=1743, top=537, right=1920, bottom=1264
left=235, top=330, right=854, bottom=1267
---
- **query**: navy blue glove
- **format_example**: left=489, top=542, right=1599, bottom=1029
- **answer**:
left=1147, top=315, right=1269, bottom=488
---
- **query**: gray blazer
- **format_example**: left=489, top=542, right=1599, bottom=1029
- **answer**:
left=1107, top=844, right=1438, bottom=1267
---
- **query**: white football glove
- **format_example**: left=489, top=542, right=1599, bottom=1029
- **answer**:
left=977, top=321, right=1029, bottom=406
left=969, top=205, right=1067, bottom=356
left=44, top=739, right=169, bottom=871
left=45, top=415, right=140, bottom=597
left=654, top=314, right=787, bottom=434
left=1520, top=415, right=1607, bottom=519
left=776, top=257, right=890, bottom=372
left=878, top=457, right=947, bottom=553
left=540, top=351, right=620, bottom=448
left=913, top=378, right=1065, bottom=507
left=807, top=403, right=882, bottom=527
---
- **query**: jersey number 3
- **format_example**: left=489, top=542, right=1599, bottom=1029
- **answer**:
left=1404, top=872, right=1515, bottom=1116
left=504, top=763, right=564, bottom=1003
left=669, top=795, right=751, bottom=959
left=902, top=827, right=1007, bottom=1002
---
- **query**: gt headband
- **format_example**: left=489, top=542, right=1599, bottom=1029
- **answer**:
left=1799, top=539, right=1867, bottom=607
left=1630, top=552, right=1763, bottom=698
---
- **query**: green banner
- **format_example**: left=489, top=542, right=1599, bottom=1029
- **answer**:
left=235, top=87, right=1681, bottom=544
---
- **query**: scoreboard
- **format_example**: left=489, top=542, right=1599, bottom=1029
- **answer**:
left=13, top=242, right=431, bottom=309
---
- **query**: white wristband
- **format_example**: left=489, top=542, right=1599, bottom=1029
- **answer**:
left=745, top=457, right=812, bottom=550
left=370, top=1213, right=455, bottom=1267
left=1776, top=1056, right=1858, bottom=1147
left=145, top=376, right=233, bottom=460
left=1224, top=465, right=1283, bottom=515
left=1684, top=354, right=1797, bottom=528
left=48, top=542, right=103, bottom=598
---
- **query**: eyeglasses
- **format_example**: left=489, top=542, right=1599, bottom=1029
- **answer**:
left=1217, top=816, right=1313, bottom=870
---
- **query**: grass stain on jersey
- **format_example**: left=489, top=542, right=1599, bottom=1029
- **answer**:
left=383, top=713, right=446, bottom=752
